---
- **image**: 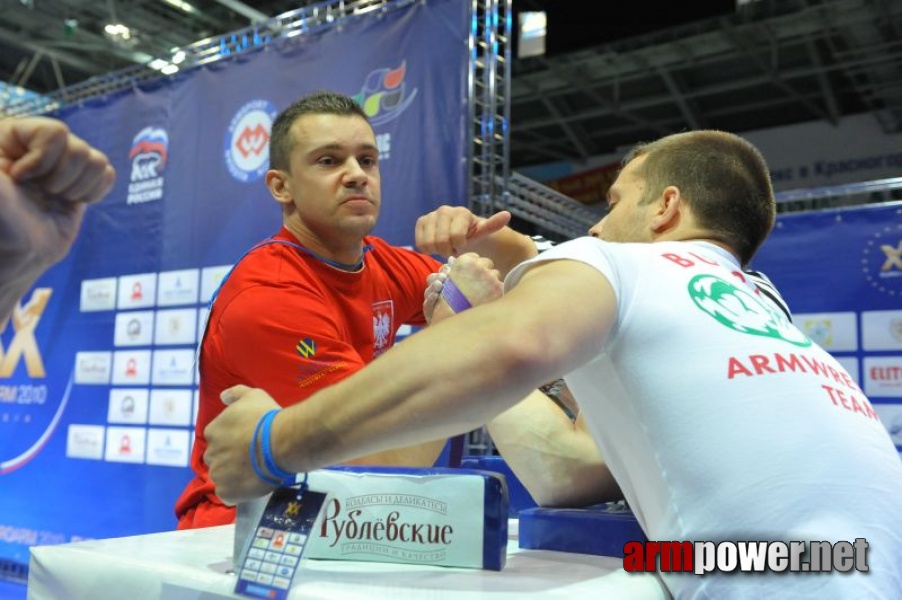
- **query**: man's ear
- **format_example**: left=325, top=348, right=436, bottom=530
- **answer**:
left=265, top=169, right=292, bottom=207
left=650, top=186, right=682, bottom=233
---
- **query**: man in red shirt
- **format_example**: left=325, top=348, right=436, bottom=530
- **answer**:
left=175, top=90, right=514, bottom=529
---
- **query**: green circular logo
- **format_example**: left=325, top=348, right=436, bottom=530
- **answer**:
left=688, top=274, right=811, bottom=347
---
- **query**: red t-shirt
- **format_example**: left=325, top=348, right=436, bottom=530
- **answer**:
left=175, top=227, right=440, bottom=529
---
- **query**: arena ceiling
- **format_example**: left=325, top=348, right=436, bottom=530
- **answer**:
left=0, top=0, right=900, bottom=171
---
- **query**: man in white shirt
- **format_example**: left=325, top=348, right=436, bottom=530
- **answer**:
left=205, top=129, right=902, bottom=598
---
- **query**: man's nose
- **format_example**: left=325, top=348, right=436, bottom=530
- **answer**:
left=342, top=159, right=367, bottom=186
left=588, top=217, right=606, bottom=238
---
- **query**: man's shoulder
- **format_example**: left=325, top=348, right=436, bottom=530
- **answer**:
left=214, top=247, right=322, bottom=304
left=363, top=235, right=410, bottom=253
left=364, top=236, right=441, bottom=268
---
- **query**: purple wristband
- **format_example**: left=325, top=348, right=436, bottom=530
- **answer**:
left=440, top=278, right=472, bottom=313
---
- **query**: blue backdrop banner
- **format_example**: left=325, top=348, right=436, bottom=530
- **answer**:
left=752, top=202, right=902, bottom=449
left=0, top=0, right=470, bottom=571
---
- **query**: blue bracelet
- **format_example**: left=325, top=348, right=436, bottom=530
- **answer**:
left=249, top=412, right=283, bottom=486
left=261, top=409, right=297, bottom=485
left=440, top=278, right=472, bottom=313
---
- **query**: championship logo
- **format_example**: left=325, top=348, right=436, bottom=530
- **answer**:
left=0, top=288, right=70, bottom=475
left=0, top=289, right=51, bottom=378
left=224, top=99, right=277, bottom=183
left=688, top=274, right=811, bottom=348
left=801, top=318, right=833, bottom=347
left=352, top=61, right=417, bottom=127
left=127, top=126, right=168, bottom=205
left=861, top=221, right=902, bottom=297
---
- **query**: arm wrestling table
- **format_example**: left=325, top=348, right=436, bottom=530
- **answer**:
left=27, top=522, right=667, bottom=599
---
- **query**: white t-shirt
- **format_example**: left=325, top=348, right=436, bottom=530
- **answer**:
left=507, top=237, right=902, bottom=599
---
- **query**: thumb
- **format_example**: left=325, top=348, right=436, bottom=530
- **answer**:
left=472, top=210, right=511, bottom=237
left=220, top=384, right=253, bottom=405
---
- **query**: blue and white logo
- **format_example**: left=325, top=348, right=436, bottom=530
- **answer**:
left=224, top=99, right=277, bottom=183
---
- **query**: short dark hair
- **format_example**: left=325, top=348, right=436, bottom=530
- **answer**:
left=269, top=90, right=370, bottom=172
left=623, top=130, right=775, bottom=266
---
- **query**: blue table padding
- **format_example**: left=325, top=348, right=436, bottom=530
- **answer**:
left=518, top=503, right=648, bottom=558
left=459, top=456, right=538, bottom=516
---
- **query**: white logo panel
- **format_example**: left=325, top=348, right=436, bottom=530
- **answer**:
left=66, top=425, right=105, bottom=460
left=112, top=350, right=152, bottom=385
left=152, top=349, right=196, bottom=385
left=80, top=278, right=117, bottom=312
left=154, top=308, right=198, bottom=346
left=74, top=352, right=112, bottom=385
left=794, top=312, right=858, bottom=351
left=146, top=429, right=190, bottom=467
left=114, top=310, right=154, bottom=347
left=108, top=388, right=150, bottom=424
left=104, top=426, right=147, bottom=463
left=117, top=273, right=157, bottom=310
left=864, top=356, right=902, bottom=398
left=149, top=389, right=193, bottom=426
left=862, top=310, right=902, bottom=351
left=157, top=269, right=200, bottom=307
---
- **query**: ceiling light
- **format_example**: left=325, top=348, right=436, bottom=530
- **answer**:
left=131, top=51, right=154, bottom=64
left=160, top=0, right=200, bottom=15
left=104, top=23, right=131, bottom=39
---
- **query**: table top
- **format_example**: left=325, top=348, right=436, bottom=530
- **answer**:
left=27, top=523, right=667, bottom=599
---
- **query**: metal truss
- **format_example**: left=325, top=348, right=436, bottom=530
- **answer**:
left=467, top=0, right=511, bottom=217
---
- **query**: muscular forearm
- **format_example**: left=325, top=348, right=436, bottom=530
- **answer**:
left=488, top=392, right=621, bottom=507
left=269, top=260, right=612, bottom=479
left=342, top=439, right=447, bottom=468
left=205, top=260, right=616, bottom=505
left=272, top=306, right=543, bottom=473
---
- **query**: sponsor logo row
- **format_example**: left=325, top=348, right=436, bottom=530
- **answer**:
left=113, top=307, right=208, bottom=347
left=75, top=349, right=198, bottom=386
left=80, top=265, right=232, bottom=312
left=67, top=384, right=199, bottom=466
left=797, top=310, right=902, bottom=351
left=106, top=387, right=199, bottom=427
left=67, top=424, right=192, bottom=467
